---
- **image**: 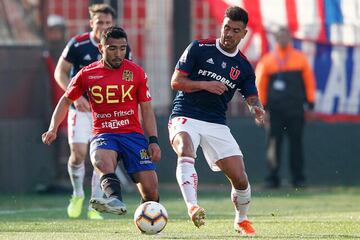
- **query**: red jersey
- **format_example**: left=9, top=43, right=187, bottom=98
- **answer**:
left=65, top=59, right=151, bottom=135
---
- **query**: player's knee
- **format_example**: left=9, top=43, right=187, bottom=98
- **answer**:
left=173, top=143, right=194, bottom=158
left=69, top=148, right=87, bottom=164
left=92, top=159, right=113, bottom=174
left=231, top=171, right=248, bottom=189
left=172, top=134, right=195, bottom=157
left=69, top=153, right=85, bottom=165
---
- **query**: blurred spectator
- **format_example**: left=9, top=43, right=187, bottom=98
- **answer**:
left=255, top=26, right=316, bottom=189
left=45, top=14, right=67, bottom=62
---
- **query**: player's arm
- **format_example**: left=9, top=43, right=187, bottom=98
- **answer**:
left=42, top=95, right=74, bottom=145
left=54, top=57, right=90, bottom=112
left=54, top=57, right=73, bottom=91
left=171, top=69, right=228, bottom=95
left=139, top=101, right=161, bottom=162
left=245, top=95, right=265, bottom=126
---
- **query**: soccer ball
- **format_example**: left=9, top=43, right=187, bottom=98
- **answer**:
left=134, top=201, right=168, bottom=235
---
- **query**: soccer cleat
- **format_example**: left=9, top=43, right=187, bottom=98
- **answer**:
left=234, top=220, right=256, bottom=236
left=188, top=205, right=206, bottom=228
left=67, top=195, right=84, bottom=218
left=89, top=197, right=127, bottom=215
left=87, top=208, right=104, bottom=220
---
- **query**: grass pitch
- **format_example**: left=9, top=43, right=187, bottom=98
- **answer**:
left=0, top=186, right=359, bottom=239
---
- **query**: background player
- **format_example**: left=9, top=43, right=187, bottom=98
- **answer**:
left=54, top=3, right=132, bottom=220
left=43, top=26, right=161, bottom=215
left=168, top=6, right=265, bottom=236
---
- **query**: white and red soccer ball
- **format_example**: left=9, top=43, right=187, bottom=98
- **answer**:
left=134, top=201, right=168, bottom=235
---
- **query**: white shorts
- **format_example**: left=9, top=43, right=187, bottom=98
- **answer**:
left=168, top=117, right=243, bottom=171
left=67, top=108, right=93, bottom=144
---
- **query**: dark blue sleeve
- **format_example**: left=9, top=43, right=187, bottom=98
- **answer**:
left=175, top=40, right=198, bottom=74
left=61, top=37, right=77, bottom=64
left=238, top=65, right=258, bottom=97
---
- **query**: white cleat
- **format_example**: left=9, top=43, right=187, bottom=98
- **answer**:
left=89, top=197, right=127, bottom=215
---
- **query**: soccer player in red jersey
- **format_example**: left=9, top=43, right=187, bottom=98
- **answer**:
left=42, top=26, right=161, bottom=215
left=54, top=4, right=133, bottom=220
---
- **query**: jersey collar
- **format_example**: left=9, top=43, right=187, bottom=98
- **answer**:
left=216, top=38, right=239, bottom=57
left=89, top=32, right=99, bottom=47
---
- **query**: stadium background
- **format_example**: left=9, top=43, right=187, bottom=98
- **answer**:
left=0, top=0, right=359, bottom=193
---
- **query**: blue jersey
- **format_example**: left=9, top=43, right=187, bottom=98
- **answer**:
left=62, top=32, right=132, bottom=78
left=170, top=38, right=258, bottom=125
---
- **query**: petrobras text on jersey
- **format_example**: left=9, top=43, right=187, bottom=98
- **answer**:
left=101, top=119, right=130, bottom=129
left=198, top=69, right=236, bottom=89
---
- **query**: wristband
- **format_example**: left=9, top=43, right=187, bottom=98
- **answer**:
left=149, top=136, right=158, bottom=144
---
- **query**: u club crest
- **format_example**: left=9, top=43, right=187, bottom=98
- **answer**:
left=229, top=67, right=240, bottom=80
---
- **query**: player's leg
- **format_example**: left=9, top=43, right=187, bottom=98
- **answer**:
left=201, top=124, right=255, bottom=236
left=115, top=166, right=134, bottom=192
left=132, top=170, right=159, bottom=202
left=88, top=169, right=104, bottom=219
left=66, top=109, right=89, bottom=218
left=80, top=112, right=104, bottom=220
left=169, top=117, right=205, bottom=228
left=216, top=156, right=255, bottom=236
left=89, top=136, right=127, bottom=215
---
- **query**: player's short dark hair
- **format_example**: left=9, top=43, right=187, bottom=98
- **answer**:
left=100, top=26, right=127, bottom=44
left=225, top=6, right=248, bottom=25
left=89, top=3, right=116, bottom=19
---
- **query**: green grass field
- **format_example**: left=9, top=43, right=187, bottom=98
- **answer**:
left=0, top=186, right=359, bottom=239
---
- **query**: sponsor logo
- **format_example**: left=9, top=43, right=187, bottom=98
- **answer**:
left=199, top=43, right=215, bottom=47
left=74, top=40, right=90, bottom=47
left=83, top=54, right=91, bottom=61
left=113, top=109, right=134, bottom=117
left=101, top=119, right=130, bottom=129
left=197, top=69, right=236, bottom=89
left=95, top=138, right=107, bottom=146
left=206, top=58, right=214, bottom=64
left=139, top=160, right=152, bottom=164
left=122, top=70, right=134, bottom=81
left=89, top=75, right=104, bottom=79
left=95, top=112, right=112, bottom=119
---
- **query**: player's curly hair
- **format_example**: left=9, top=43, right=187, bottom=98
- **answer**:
left=88, top=3, right=116, bottom=19
left=100, top=26, right=127, bottom=44
left=225, top=6, right=248, bottom=25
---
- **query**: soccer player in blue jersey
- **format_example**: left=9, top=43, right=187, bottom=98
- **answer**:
left=168, top=6, right=265, bottom=236
left=54, top=3, right=132, bottom=220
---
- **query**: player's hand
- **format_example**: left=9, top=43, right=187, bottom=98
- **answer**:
left=74, top=96, right=91, bottom=112
left=253, top=106, right=265, bottom=126
left=204, top=81, right=228, bottom=95
left=148, top=143, right=161, bottom=162
left=42, top=130, right=57, bottom=145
